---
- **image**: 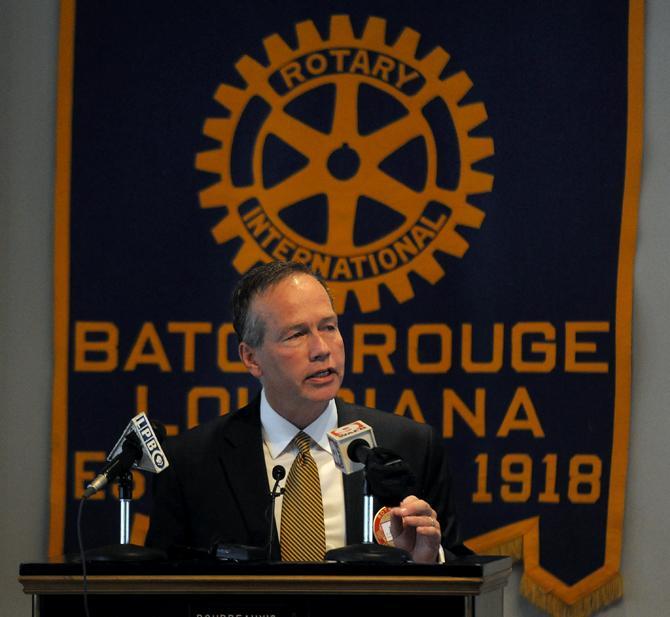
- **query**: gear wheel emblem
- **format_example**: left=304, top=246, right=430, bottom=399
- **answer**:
left=196, top=15, right=494, bottom=312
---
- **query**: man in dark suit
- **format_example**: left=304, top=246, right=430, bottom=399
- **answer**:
left=146, top=261, right=462, bottom=563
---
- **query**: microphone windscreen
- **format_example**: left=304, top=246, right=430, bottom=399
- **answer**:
left=272, top=465, right=286, bottom=481
left=347, top=438, right=371, bottom=464
left=328, top=421, right=377, bottom=474
left=365, top=447, right=416, bottom=505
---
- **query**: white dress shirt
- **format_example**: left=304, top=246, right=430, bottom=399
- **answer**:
left=260, top=390, right=346, bottom=551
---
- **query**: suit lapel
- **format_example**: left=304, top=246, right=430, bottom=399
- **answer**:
left=336, top=399, right=365, bottom=544
left=216, top=399, right=272, bottom=548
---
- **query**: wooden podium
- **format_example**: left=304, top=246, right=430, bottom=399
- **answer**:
left=19, top=555, right=511, bottom=617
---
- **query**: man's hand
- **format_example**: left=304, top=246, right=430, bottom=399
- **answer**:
left=389, top=495, right=441, bottom=564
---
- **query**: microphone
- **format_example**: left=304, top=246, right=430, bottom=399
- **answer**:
left=324, top=421, right=415, bottom=564
left=327, top=420, right=377, bottom=474
left=328, top=421, right=416, bottom=504
left=267, top=465, right=285, bottom=560
left=213, top=465, right=286, bottom=563
left=348, top=438, right=374, bottom=464
left=83, top=413, right=169, bottom=498
left=272, top=464, right=286, bottom=483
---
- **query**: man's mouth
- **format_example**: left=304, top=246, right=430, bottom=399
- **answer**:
left=307, top=368, right=335, bottom=379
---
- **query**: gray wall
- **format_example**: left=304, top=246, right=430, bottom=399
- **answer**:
left=1, top=1, right=668, bottom=615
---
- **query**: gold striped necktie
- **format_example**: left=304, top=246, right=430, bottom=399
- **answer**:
left=280, top=431, right=326, bottom=561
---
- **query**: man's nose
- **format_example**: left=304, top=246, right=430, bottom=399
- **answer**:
left=309, top=331, right=330, bottom=361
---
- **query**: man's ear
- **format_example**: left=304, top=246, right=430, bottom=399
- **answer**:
left=239, top=341, right=262, bottom=378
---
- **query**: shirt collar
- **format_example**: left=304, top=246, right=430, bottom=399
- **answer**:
left=260, top=389, right=337, bottom=459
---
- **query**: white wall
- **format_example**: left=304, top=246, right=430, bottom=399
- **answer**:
left=1, top=1, right=57, bottom=616
left=1, top=1, right=668, bottom=615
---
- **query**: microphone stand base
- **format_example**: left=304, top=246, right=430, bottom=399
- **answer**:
left=325, top=543, right=411, bottom=564
left=82, top=544, right=167, bottom=562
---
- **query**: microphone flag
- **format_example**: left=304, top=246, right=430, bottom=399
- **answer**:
left=106, top=413, right=169, bottom=475
left=327, top=421, right=377, bottom=474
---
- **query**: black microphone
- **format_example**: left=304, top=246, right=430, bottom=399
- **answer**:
left=325, top=422, right=415, bottom=563
left=272, top=464, right=286, bottom=483
left=213, top=464, right=286, bottom=562
left=83, top=416, right=168, bottom=498
left=347, top=438, right=374, bottom=464
left=346, top=439, right=415, bottom=504
left=327, top=421, right=376, bottom=474
left=267, top=465, right=286, bottom=560
left=329, top=422, right=415, bottom=504
left=83, top=435, right=142, bottom=498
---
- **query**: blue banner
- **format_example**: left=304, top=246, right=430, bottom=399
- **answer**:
left=51, top=2, right=642, bottom=615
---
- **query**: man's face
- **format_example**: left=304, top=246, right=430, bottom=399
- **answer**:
left=239, top=273, right=345, bottom=426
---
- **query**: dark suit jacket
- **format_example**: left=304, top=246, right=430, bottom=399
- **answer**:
left=146, top=397, right=462, bottom=557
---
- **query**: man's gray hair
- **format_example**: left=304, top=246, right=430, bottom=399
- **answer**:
left=231, top=261, right=333, bottom=347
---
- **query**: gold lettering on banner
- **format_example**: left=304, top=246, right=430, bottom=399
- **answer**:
left=512, top=322, right=557, bottom=372
left=167, top=322, right=212, bottom=372
left=393, top=389, right=426, bottom=423
left=443, top=388, right=486, bottom=438
left=187, top=387, right=231, bottom=428
left=462, top=323, right=504, bottom=373
left=408, top=324, right=452, bottom=373
left=278, top=48, right=419, bottom=93
left=74, top=322, right=118, bottom=371
left=471, top=453, right=603, bottom=505
left=71, top=320, right=612, bottom=375
left=124, top=322, right=171, bottom=372
left=74, top=451, right=106, bottom=500
left=352, top=324, right=396, bottom=374
left=496, top=387, right=545, bottom=437
left=565, top=322, right=610, bottom=373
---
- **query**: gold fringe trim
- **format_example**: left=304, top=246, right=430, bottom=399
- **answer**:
left=470, top=537, right=523, bottom=562
left=520, top=573, right=623, bottom=617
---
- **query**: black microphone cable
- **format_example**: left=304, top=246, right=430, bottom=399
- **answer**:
left=77, top=495, right=91, bottom=617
